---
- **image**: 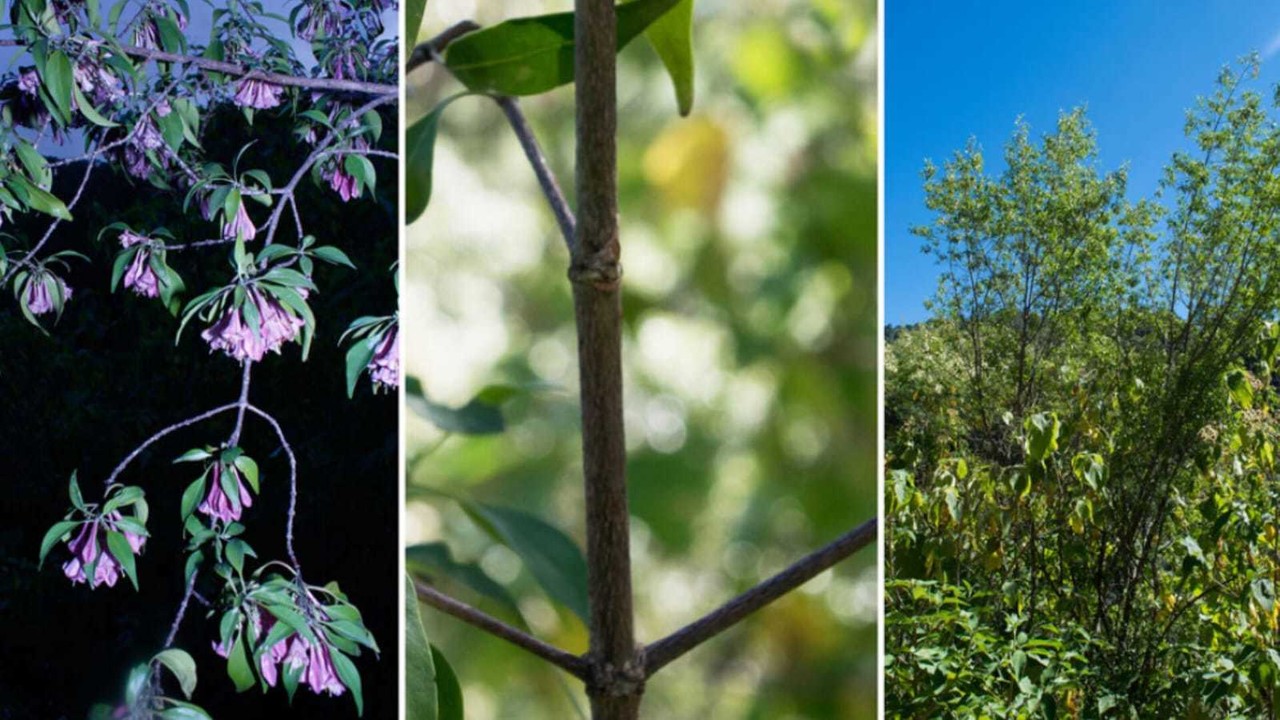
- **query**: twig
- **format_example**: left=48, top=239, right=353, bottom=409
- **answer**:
left=163, top=568, right=199, bottom=648
left=103, top=403, right=240, bottom=488
left=643, top=517, right=878, bottom=676
left=406, top=21, right=480, bottom=73
left=0, top=38, right=397, bottom=95
left=245, top=404, right=301, bottom=570
left=228, top=360, right=253, bottom=446
left=413, top=578, right=589, bottom=679
left=496, top=96, right=577, bottom=254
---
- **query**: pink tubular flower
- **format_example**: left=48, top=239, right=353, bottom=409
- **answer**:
left=233, top=78, right=284, bottom=110
left=326, top=166, right=359, bottom=202
left=123, top=250, right=160, bottom=298
left=222, top=203, right=257, bottom=241
left=201, top=289, right=305, bottom=362
left=60, top=513, right=143, bottom=589
left=368, top=325, right=399, bottom=391
left=197, top=461, right=254, bottom=523
left=305, top=641, right=346, bottom=696
left=25, top=275, right=72, bottom=315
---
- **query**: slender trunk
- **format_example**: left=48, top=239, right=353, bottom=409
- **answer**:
left=573, top=1, right=642, bottom=717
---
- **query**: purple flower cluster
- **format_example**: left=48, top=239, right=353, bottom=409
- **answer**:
left=369, top=325, right=399, bottom=391
left=201, top=288, right=305, bottom=362
left=120, top=231, right=161, bottom=298
left=25, top=274, right=72, bottom=315
left=17, top=67, right=39, bottom=96
left=198, top=461, right=255, bottom=523
left=322, top=138, right=369, bottom=202
left=122, top=115, right=166, bottom=180
left=296, top=0, right=347, bottom=41
left=214, top=605, right=347, bottom=696
left=74, top=59, right=125, bottom=106
left=233, top=78, right=284, bottom=110
left=61, top=512, right=146, bottom=588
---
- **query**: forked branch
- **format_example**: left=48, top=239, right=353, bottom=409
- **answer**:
left=643, top=517, right=878, bottom=676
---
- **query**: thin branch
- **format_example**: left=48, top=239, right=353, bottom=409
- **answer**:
left=245, top=404, right=301, bottom=570
left=103, top=403, right=240, bottom=488
left=413, top=578, right=589, bottom=679
left=643, top=517, right=878, bottom=676
left=0, top=38, right=396, bottom=95
left=228, top=360, right=253, bottom=446
left=406, top=21, right=480, bottom=73
left=163, top=568, right=199, bottom=648
left=496, top=96, right=577, bottom=254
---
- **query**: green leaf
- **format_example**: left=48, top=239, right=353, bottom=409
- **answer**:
left=328, top=649, right=364, bottom=716
left=462, top=501, right=590, bottom=622
left=106, top=530, right=139, bottom=590
left=406, top=94, right=470, bottom=224
left=72, top=84, right=119, bottom=127
left=644, top=0, right=694, bottom=115
left=443, top=0, right=681, bottom=96
left=174, top=448, right=213, bottom=464
left=42, top=50, right=74, bottom=126
left=1227, top=368, right=1254, bottom=409
left=431, top=645, right=464, bottom=720
left=38, top=520, right=79, bottom=568
left=233, top=455, right=260, bottom=494
left=180, top=474, right=206, bottom=521
left=405, top=576, right=439, bottom=720
left=153, top=648, right=198, bottom=699
left=68, top=470, right=84, bottom=510
left=102, top=486, right=144, bottom=514
left=1023, top=412, right=1060, bottom=463
left=345, top=335, right=378, bottom=398
left=407, top=0, right=427, bottom=47
left=226, top=634, right=255, bottom=692
left=10, top=175, right=72, bottom=220
left=344, top=154, right=376, bottom=196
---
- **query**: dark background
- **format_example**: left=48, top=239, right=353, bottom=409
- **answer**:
left=0, top=105, right=399, bottom=719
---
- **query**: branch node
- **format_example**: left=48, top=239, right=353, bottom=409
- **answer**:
left=586, top=649, right=646, bottom=698
left=569, top=254, right=623, bottom=291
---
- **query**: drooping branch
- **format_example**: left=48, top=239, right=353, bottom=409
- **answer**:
left=642, top=517, right=878, bottom=676
left=103, top=403, right=240, bottom=489
left=163, top=568, right=199, bottom=648
left=244, top=404, right=301, bottom=570
left=0, top=38, right=397, bottom=95
left=413, top=578, right=589, bottom=679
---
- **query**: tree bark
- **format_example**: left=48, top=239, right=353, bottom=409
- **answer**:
left=573, top=0, right=642, bottom=717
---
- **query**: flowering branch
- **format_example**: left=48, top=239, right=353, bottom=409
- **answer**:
left=413, top=578, right=589, bottom=679
left=0, top=38, right=397, bottom=96
left=163, top=569, right=199, bottom=649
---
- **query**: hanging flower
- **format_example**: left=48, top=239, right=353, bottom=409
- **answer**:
left=281, top=634, right=347, bottom=696
left=222, top=202, right=257, bottom=241
left=120, top=233, right=162, bottom=298
left=368, top=325, right=399, bottom=391
left=17, top=67, right=39, bottom=97
left=201, top=288, right=305, bottom=362
left=121, top=116, right=166, bottom=180
left=59, top=510, right=145, bottom=589
left=233, top=78, right=284, bottom=110
left=197, top=459, right=255, bottom=523
left=25, top=274, right=72, bottom=316
left=74, top=59, right=125, bottom=106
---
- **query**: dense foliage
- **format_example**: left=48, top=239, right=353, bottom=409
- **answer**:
left=887, top=60, right=1280, bottom=718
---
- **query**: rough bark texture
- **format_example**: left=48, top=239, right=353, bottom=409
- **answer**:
left=573, top=1, right=642, bottom=718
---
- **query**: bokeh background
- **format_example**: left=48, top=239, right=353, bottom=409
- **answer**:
left=406, top=0, right=878, bottom=717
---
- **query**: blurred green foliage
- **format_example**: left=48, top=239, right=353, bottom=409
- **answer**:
left=406, top=0, right=877, bottom=717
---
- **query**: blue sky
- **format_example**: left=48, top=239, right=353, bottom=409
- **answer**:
left=885, top=1, right=1280, bottom=325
